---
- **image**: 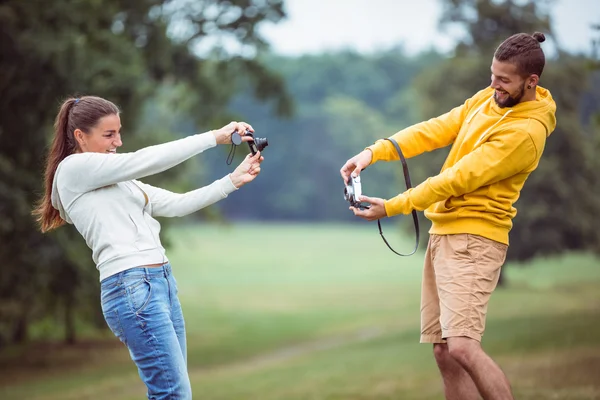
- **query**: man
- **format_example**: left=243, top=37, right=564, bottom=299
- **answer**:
left=340, top=32, right=556, bottom=400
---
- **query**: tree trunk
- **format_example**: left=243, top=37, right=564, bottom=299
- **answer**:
left=12, top=314, right=28, bottom=344
left=64, top=295, right=76, bottom=345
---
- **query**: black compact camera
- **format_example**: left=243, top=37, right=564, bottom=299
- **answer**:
left=232, top=130, right=268, bottom=155
left=246, top=132, right=268, bottom=156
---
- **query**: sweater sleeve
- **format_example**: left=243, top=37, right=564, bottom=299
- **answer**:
left=58, top=132, right=217, bottom=193
left=367, top=97, right=475, bottom=162
left=383, top=129, right=539, bottom=216
left=133, top=176, right=238, bottom=218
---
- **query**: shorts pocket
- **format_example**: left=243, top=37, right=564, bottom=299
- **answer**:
left=489, top=238, right=509, bottom=253
left=467, top=234, right=507, bottom=265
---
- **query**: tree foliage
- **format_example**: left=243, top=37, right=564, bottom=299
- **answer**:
left=1, top=0, right=598, bottom=346
left=0, top=0, right=291, bottom=346
left=206, top=1, right=600, bottom=264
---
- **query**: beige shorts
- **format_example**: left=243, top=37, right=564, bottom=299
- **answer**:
left=420, top=234, right=507, bottom=343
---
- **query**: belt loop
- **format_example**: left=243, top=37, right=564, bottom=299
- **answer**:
left=144, top=267, right=150, bottom=280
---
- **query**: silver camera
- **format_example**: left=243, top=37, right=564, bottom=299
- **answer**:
left=344, top=175, right=367, bottom=209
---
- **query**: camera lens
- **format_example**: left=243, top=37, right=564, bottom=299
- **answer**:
left=254, top=137, right=268, bottom=152
left=344, top=185, right=354, bottom=202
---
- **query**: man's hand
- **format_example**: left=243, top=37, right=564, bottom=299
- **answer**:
left=349, top=195, right=387, bottom=221
left=340, top=150, right=373, bottom=182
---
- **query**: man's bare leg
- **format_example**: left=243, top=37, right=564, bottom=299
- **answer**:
left=446, top=337, right=514, bottom=400
left=433, top=343, right=479, bottom=400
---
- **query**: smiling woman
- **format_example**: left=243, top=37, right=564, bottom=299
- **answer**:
left=31, top=95, right=265, bottom=400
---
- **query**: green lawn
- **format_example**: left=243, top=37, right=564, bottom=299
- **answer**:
left=1, top=223, right=599, bottom=400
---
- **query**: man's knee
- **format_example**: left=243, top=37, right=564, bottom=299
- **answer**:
left=433, top=343, right=453, bottom=367
left=447, top=337, right=480, bottom=367
left=433, top=343, right=447, bottom=358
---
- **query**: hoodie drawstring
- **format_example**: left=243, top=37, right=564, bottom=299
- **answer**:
left=473, top=108, right=513, bottom=148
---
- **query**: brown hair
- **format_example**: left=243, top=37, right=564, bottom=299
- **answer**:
left=33, top=96, right=120, bottom=232
left=494, top=32, right=546, bottom=78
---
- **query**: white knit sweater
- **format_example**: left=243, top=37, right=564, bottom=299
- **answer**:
left=51, top=132, right=237, bottom=281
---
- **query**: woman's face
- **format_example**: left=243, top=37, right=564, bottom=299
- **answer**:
left=75, top=113, right=122, bottom=154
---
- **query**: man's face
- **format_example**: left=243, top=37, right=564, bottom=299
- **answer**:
left=490, top=58, right=527, bottom=108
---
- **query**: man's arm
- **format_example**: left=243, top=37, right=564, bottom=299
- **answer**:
left=367, top=102, right=470, bottom=163
left=341, top=91, right=484, bottom=183
left=383, top=129, right=542, bottom=216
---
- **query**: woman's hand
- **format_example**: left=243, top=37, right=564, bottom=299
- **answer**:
left=229, top=151, right=264, bottom=188
left=212, top=121, right=254, bottom=145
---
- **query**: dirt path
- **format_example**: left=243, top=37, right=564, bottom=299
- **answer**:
left=191, top=326, right=388, bottom=379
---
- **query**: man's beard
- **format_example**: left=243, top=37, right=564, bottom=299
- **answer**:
left=493, top=82, right=526, bottom=108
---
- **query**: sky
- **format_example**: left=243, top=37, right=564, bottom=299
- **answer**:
left=259, top=0, right=600, bottom=56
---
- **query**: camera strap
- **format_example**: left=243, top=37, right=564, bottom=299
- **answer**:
left=377, top=138, right=420, bottom=256
left=226, top=131, right=245, bottom=165
left=226, top=143, right=237, bottom=165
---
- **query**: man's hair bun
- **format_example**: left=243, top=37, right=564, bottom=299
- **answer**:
left=532, top=32, right=546, bottom=43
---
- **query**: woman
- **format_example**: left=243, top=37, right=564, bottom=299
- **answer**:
left=33, top=96, right=263, bottom=399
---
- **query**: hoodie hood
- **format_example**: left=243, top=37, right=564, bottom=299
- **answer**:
left=489, top=85, right=557, bottom=137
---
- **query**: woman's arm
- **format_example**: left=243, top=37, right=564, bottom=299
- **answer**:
left=133, top=151, right=264, bottom=217
left=60, top=132, right=217, bottom=193
left=133, top=177, right=238, bottom=218
left=57, top=121, right=254, bottom=193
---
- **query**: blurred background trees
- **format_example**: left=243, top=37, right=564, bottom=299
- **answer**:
left=217, top=0, right=600, bottom=263
left=0, top=0, right=291, bottom=346
left=1, top=0, right=598, bottom=345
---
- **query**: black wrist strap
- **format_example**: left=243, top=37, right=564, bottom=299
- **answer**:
left=377, top=138, right=420, bottom=256
left=226, top=143, right=236, bottom=165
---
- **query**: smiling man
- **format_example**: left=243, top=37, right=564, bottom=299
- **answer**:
left=340, top=32, right=556, bottom=399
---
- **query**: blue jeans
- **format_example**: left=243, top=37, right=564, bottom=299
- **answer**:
left=101, top=264, right=192, bottom=399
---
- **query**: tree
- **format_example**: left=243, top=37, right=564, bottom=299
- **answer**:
left=0, top=0, right=291, bottom=346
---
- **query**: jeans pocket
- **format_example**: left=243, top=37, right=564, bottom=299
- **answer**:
left=103, top=309, right=126, bottom=344
left=127, top=277, right=152, bottom=314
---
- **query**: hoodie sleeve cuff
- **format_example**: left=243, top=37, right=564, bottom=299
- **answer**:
left=366, top=139, right=398, bottom=164
left=384, top=193, right=411, bottom=217
left=203, top=131, right=217, bottom=148
left=220, top=174, right=239, bottom=196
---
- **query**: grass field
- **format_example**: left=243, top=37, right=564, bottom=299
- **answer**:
left=1, top=223, right=599, bottom=399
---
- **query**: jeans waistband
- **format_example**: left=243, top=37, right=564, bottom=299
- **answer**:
left=101, top=263, right=172, bottom=287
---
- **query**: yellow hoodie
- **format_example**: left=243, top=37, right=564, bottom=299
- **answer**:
left=367, top=86, right=556, bottom=245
